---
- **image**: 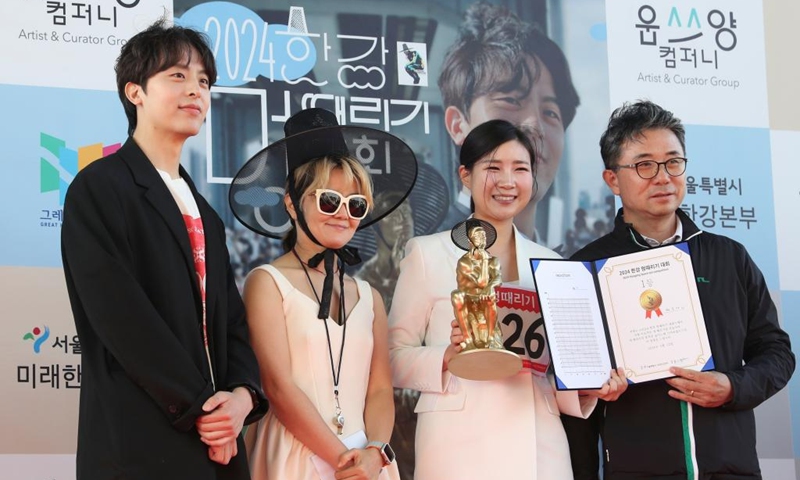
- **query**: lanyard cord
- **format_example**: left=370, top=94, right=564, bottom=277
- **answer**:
left=293, top=249, right=347, bottom=395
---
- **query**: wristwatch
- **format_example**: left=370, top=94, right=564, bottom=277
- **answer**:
left=237, top=385, right=260, bottom=412
left=366, top=441, right=396, bottom=467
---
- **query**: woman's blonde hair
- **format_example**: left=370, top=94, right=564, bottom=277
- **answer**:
left=282, top=155, right=374, bottom=252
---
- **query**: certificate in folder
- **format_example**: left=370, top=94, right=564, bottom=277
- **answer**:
left=530, top=242, right=714, bottom=390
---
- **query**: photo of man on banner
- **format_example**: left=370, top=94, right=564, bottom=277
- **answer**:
left=438, top=2, right=580, bottom=243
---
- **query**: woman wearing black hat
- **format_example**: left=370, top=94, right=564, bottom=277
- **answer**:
left=387, top=119, right=627, bottom=480
left=230, top=109, right=415, bottom=480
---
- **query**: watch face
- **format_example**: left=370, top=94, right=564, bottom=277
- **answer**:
left=383, top=443, right=396, bottom=463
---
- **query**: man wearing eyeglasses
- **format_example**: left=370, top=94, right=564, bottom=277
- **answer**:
left=562, top=100, right=794, bottom=479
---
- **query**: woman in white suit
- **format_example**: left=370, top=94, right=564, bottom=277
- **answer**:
left=388, top=120, right=626, bottom=480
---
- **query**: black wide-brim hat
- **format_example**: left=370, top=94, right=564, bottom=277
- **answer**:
left=451, top=218, right=497, bottom=251
left=229, top=108, right=418, bottom=239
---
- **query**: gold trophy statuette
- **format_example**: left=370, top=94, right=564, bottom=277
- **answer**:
left=447, top=219, right=522, bottom=381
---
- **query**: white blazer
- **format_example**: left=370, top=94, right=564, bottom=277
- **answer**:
left=388, top=227, right=595, bottom=480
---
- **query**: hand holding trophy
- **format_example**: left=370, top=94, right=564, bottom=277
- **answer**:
left=447, top=219, right=522, bottom=380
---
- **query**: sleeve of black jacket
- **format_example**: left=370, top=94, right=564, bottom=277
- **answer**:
left=562, top=403, right=603, bottom=480
left=723, top=245, right=795, bottom=411
left=210, top=213, right=269, bottom=424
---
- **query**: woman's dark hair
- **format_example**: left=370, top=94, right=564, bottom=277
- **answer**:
left=460, top=119, right=538, bottom=211
left=115, top=18, right=218, bottom=136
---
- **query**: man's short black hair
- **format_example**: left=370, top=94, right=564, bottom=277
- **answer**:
left=599, top=100, right=686, bottom=169
left=115, top=18, right=217, bottom=136
left=438, top=2, right=580, bottom=129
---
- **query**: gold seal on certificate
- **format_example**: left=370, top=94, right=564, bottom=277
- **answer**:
left=447, top=219, right=522, bottom=381
left=639, top=289, right=663, bottom=319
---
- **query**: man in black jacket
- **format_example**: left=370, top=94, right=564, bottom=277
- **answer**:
left=61, top=20, right=267, bottom=479
left=563, top=100, right=794, bottom=479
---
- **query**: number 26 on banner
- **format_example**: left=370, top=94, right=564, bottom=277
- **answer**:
left=499, top=312, right=550, bottom=375
left=503, top=316, right=545, bottom=359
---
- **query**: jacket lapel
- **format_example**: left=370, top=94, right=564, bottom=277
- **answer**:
left=512, top=226, right=535, bottom=289
left=118, top=139, right=202, bottom=317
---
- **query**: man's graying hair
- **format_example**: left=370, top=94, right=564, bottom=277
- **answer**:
left=599, top=100, right=686, bottom=169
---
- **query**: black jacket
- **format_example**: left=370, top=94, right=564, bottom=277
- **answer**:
left=62, top=139, right=268, bottom=479
left=563, top=208, right=794, bottom=480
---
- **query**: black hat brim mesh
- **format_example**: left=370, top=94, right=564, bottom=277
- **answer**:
left=451, top=218, right=497, bottom=251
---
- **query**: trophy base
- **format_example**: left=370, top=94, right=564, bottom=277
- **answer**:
left=447, top=348, right=522, bottom=381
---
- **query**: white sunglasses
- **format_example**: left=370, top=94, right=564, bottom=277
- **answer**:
left=311, top=189, right=370, bottom=219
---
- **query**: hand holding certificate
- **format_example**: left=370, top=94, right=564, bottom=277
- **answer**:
left=531, top=242, right=714, bottom=390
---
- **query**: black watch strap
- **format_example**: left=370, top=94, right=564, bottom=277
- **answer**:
left=237, top=385, right=260, bottom=412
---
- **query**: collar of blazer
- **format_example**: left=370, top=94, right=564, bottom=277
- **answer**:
left=117, top=137, right=208, bottom=317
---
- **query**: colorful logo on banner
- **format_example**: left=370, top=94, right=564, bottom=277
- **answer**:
left=608, top=0, right=766, bottom=129
left=176, top=2, right=431, bottom=133
left=40, top=133, right=121, bottom=206
left=634, top=5, right=738, bottom=74
left=22, top=325, right=50, bottom=354
left=18, top=326, right=82, bottom=389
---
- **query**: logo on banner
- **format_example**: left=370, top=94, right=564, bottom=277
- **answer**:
left=634, top=5, right=740, bottom=87
left=43, top=0, right=140, bottom=28
left=21, top=1, right=142, bottom=44
left=176, top=3, right=431, bottom=133
left=22, top=325, right=50, bottom=354
left=177, top=3, right=318, bottom=87
left=39, top=132, right=121, bottom=207
left=18, top=326, right=82, bottom=390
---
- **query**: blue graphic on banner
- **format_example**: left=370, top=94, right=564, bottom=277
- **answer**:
left=682, top=125, right=778, bottom=289
left=22, top=325, right=50, bottom=354
left=0, top=85, right=126, bottom=268
left=177, top=1, right=317, bottom=86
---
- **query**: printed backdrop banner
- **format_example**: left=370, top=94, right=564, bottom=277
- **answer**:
left=0, top=1, right=797, bottom=479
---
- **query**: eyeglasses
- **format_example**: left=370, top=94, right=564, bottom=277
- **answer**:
left=611, top=157, right=688, bottom=179
left=311, top=189, right=369, bottom=219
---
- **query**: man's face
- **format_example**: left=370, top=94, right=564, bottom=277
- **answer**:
left=462, top=55, right=565, bottom=204
left=603, top=128, right=686, bottom=227
left=130, top=49, right=211, bottom=139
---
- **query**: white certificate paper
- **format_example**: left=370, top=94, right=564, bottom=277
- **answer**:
left=531, top=243, right=714, bottom=390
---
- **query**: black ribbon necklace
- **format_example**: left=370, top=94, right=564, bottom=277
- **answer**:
left=288, top=177, right=362, bottom=320
left=293, top=248, right=348, bottom=435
